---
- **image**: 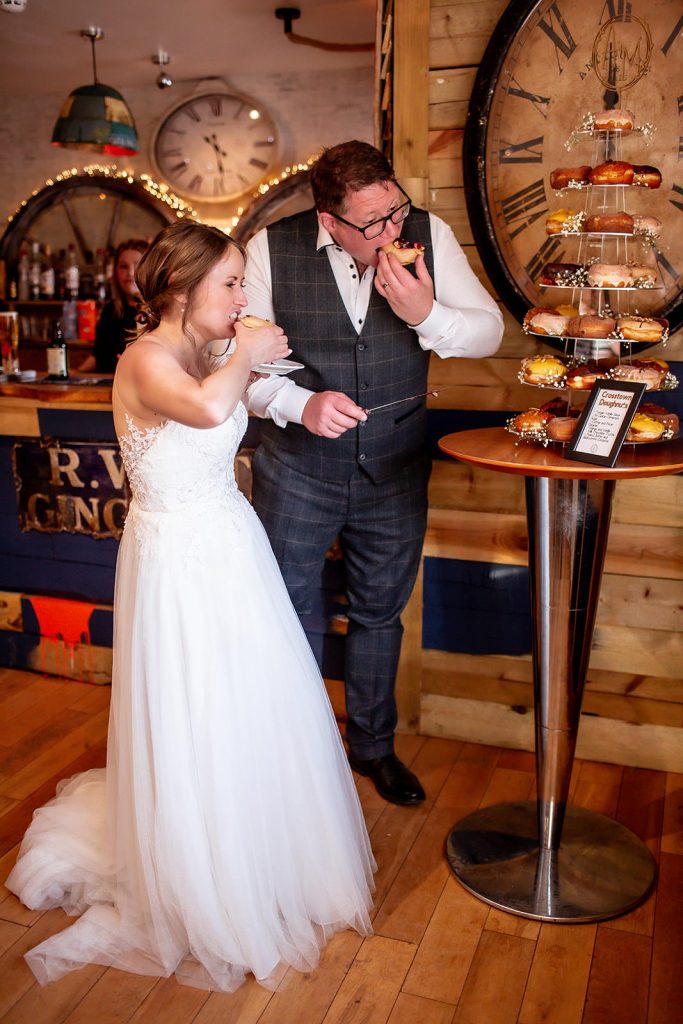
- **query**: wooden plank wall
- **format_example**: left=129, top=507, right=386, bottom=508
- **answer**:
left=391, top=0, right=683, bottom=772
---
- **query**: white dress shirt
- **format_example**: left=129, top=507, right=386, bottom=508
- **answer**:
left=244, top=212, right=504, bottom=427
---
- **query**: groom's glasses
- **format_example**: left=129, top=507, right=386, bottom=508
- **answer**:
left=332, top=185, right=412, bottom=241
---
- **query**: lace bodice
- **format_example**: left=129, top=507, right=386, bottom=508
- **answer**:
left=118, top=404, right=248, bottom=513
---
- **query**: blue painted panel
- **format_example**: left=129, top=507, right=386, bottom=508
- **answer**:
left=0, top=554, right=115, bottom=603
left=0, top=438, right=18, bottom=506
left=0, top=512, right=119, bottom=567
left=37, top=409, right=117, bottom=442
left=426, top=409, right=511, bottom=459
left=0, top=628, right=40, bottom=670
left=423, top=556, right=532, bottom=656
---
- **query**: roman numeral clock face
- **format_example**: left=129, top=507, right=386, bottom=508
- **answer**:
left=153, top=91, right=279, bottom=203
left=465, top=0, right=683, bottom=333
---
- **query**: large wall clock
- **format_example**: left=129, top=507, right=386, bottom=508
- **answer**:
left=463, top=0, right=683, bottom=335
left=152, top=89, right=280, bottom=204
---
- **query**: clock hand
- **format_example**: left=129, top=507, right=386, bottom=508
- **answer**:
left=203, top=133, right=225, bottom=176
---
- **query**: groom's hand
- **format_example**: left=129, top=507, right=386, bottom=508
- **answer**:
left=302, top=392, right=367, bottom=438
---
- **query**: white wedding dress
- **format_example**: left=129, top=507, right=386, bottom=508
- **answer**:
left=7, top=402, right=375, bottom=992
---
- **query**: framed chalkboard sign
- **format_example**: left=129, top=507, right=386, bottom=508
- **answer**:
left=566, top=380, right=646, bottom=467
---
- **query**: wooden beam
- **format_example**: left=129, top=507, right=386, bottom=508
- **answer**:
left=393, top=0, right=430, bottom=203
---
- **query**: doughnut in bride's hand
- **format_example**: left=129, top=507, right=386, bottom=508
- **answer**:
left=238, top=315, right=274, bottom=329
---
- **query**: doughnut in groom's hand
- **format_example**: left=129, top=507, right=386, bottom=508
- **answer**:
left=379, top=239, right=425, bottom=266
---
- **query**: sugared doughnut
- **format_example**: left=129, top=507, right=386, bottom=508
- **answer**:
left=587, top=264, right=633, bottom=288
left=592, top=108, right=635, bottom=131
left=584, top=211, right=633, bottom=234
left=630, top=264, right=658, bottom=286
left=626, top=413, right=666, bottom=441
left=510, top=408, right=553, bottom=434
left=540, top=262, right=584, bottom=285
left=545, top=209, right=583, bottom=234
left=610, top=364, right=663, bottom=390
left=524, top=307, right=570, bottom=336
left=565, top=362, right=610, bottom=389
left=632, top=214, right=662, bottom=238
left=520, top=355, right=568, bottom=386
left=380, top=239, right=425, bottom=265
left=589, top=161, right=634, bottom=185
left=632, top=165, right=661, bottom=188
left=549, top=166, right=592, bottom=189
left=618, top=316, right=666, bottom=343
left=639, top=403, right=679, bottom=433
left=546, top=417, right=579, bottom=442
left=566, top=314, right=616, bottom=339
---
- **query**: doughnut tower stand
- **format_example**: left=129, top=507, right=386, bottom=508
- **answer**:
left=443, top=112, right=678, bottom=923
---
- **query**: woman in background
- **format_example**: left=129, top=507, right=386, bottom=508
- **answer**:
left=79, top=238, right=148, bottom=372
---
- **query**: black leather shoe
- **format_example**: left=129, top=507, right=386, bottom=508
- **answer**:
left=348, top=753, right=426, bottom=806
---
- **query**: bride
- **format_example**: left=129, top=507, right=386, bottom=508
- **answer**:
left=6, top=221, right=375, bottom=992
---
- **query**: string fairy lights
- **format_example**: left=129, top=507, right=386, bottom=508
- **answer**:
left=229, top=158, right=316, bottom=232
left=6, top=164, right=200, bottom=225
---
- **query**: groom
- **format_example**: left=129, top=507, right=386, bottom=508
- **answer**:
left=245, top=140, right=503, bottom=805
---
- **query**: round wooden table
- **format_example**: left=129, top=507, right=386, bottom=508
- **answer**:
left=438, top=427, right=683, bottom=922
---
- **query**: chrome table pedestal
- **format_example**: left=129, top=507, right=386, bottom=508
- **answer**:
left=437, top=430, right=683, bottom=923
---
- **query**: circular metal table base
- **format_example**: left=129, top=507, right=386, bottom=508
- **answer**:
left=446, top=802, right=657, bottom=923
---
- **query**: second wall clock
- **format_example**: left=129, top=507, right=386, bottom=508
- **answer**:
left=153, top=88, right=280, bottom=203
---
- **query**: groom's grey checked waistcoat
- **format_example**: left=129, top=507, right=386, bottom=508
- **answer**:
left=260, top=207, right=435, bottom=484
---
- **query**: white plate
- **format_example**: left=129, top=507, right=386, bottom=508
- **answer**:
left=254, top=359, right=304, bottom=375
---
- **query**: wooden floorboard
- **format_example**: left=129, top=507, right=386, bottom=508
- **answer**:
left=0, top=668, right=680, bottom=1023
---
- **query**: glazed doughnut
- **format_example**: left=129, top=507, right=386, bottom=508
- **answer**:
left=540, top=262, right=584, bottom=285
left=626, top=413, right=666, bottom=442
left=618, top=316, right=665, bottom=342
left=549, top=166, right=591, bottom=189
left=610, top=364, right=663, bottom=390
left=632, top=165, right=662, bottom=188
left=545, top=209, right=583, bottom=234
left=510, top=408, right=553, bottom=434
left=524, top=307, right=570, bottom=336
left=239, top=315, right=273, bottom=329
left=587, top=264, right=633, bottom=288
left=565, top=314, right=616, bottom=339
left=630, top=264, right=658, bottom=286
left=639, top=403, right=679, bottom=433
left=589, top=161, right=634, bottom=185
left=565, top=362, right=610, bottom=390
left=520, top=355, right=568, bottom=386
left=584, top=211, right=633, bottom=234
left=592, top=108, right=635, bottom=131
left=555, top=304, right=579, bottom=317
left=632, top=214, right=662, bottom=238
left=380, top=239, right=425, bottom=265
left=546, top=417, right=578, bottom=442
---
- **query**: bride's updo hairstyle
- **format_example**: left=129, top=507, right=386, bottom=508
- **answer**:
left=135, top=221, right=246, bottom=338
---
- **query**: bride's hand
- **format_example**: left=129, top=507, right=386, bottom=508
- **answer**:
left=233, top=320, right=291, bottom=368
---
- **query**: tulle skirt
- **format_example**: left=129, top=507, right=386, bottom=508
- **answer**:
left=6, top=496, right=375, bottom=991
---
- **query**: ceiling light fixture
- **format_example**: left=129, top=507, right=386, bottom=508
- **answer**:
left=51, top=27, right=139, bottom=156
left=152, top=50, right=173, bottom=90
